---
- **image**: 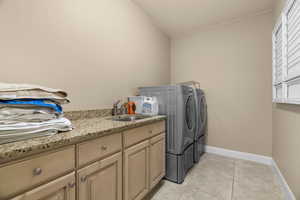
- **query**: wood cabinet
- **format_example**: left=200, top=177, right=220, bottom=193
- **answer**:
left=12, top=173, right=76, bottom=200
left=123, top=122, right=166, bottom=200
left=124, top=141, right=150, bottom=200
left=3, top=120, right=165, bottom=200
left=0, top=147, right=75, bottom=200
left=77, top=152, right=122, bottom=200
left=149, top=134, right=165, bottom=189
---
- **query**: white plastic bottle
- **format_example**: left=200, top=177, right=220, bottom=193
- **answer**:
left=142, top=97, right=159, bottom=116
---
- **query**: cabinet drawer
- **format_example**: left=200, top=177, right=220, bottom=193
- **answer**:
left=149, top=121, right=165, bottom=137
left=77, top=133, right=122, bottom=167
left=124, top=125, right=151, bottom=148
left=124, top=121, right=165, bottom=148
left=0, top=146, right=75, bottom=199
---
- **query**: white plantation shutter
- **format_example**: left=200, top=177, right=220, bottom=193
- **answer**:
left=287, top=0, right=300, bottom=80
left=273, top=0, right=300, bottom=104
left=275, top=24, right=283, bottom=84
left=285, top=0, right=300, bottom=103
left=273, top=18, right=285, bottom=102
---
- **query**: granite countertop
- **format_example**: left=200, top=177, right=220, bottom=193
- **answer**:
left=0, top=114, right=166, bottom=164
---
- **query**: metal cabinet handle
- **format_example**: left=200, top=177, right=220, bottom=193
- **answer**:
left=101, top=145, right=107, bottom=151
left=68, top=182, right=76, bottom=188
left=33, top=168, right=42, bottom=176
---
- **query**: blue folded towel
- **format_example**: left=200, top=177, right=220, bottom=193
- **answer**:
left=0, top=99, right=62, bottom=113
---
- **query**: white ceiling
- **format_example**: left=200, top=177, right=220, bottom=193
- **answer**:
left=132, top=0, right=274, bottom=37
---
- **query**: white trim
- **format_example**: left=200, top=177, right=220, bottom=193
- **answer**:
left=272, top=159, right=296, bottom=200
left=205, top=145, right=273, bottom=165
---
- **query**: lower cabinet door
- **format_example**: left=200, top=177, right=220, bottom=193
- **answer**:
left=77, top=152, right=122, bottom=200
left=124, top=140, right=149, bottom=200
left=149, top=134, right=166, bottom=189
left=12, top=173, right=76, bottom=200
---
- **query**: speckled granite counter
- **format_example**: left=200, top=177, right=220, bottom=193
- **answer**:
left=0, top=114, right=166, bottom=164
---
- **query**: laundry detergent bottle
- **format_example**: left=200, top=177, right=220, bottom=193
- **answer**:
left=142, top=97, right=159, bottom=116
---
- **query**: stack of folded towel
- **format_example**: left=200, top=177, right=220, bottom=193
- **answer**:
left=0, top=83, right=73, bottom=144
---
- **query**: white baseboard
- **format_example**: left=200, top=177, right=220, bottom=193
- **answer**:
left=205, top=145, right=296, bottom=200
left=205, top=145, right=273, bottom=165
left=272, top=159, right=296, bottom=200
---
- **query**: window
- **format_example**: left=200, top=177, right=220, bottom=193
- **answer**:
left=273, top=0, right=300, bottom=104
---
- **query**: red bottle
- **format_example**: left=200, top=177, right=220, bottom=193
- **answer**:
left=127, top=101, right=136, bottom=115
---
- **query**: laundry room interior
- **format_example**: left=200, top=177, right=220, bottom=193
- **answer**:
left=0, top=0, right=299, bottom=199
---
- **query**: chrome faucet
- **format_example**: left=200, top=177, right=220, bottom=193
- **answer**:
left=112, top=100, right=128, bottom=116
left=112, top=100, right=121, bottom=116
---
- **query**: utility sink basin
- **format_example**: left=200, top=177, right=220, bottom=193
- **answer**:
left=110, top=115, right=152, bottom=122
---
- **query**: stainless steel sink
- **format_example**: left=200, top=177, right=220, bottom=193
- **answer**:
left=110, top=115, right=152, bottom=122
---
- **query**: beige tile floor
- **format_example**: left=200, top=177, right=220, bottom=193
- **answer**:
left=147, top=153, right=285, bottom=200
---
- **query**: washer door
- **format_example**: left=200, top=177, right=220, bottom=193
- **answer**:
left=199, top=95, right=207, bottom=133
left=185, top=95, right=196, bottom=132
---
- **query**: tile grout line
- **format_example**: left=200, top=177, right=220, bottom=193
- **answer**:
left=231, top=160, right=237, bottom=200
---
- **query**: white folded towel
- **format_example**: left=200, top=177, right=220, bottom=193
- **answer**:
left=0, top=117, right=72, bottom=132
left=0, top=82, right=69, bottom=104
left=0, top=91, right=69, bottom=104
left=0, top=82, right=67, bottom=97
left=0, top=83, right=72, bottom=144
left=0, top=117, right=73, bottom=144
left=0, top=107, right=60, bottom=124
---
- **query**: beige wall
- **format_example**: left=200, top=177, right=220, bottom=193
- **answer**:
left=0, top=0, right=170, bottom=111
left=273, top=0, right=300, bottom=198
left=171, top=13, right=273, bottom=156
